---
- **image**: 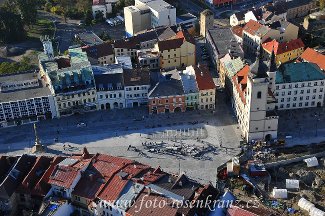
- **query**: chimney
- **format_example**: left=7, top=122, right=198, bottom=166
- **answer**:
left=179, top=181, right=183, bottom=187
left=132, top=184, right=136, bottom=193
left=168, top=176, right=172, bottom=183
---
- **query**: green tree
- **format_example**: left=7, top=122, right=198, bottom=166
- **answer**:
left=44, top=2, right=53, bottom=12
left=0, top=61, right=35, bottom=75
left=0, top=7, right=26, bottom=43
left=320, top=0, right=325, bottom=10
left=84, top=9, right=93, bottom=26
left=16, top=0, right=38, bottom=27
left=55, top=0, right=74, bottom=22
left=95, top=11, right=104, bottom=22
left=76, top=0, right=92, bottom=13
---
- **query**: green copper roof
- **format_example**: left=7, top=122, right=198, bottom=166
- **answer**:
left=276, top=62, right=325, bottom=84
left=69, top=48, right=89, bottom=65
left=224, top=57, right=245, bottom=77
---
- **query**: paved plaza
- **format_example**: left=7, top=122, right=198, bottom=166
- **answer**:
left=0, top=99, right=242, bottom=185
left=1, top=94, right=324, bottom=184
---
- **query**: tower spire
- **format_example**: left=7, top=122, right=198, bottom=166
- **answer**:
left=269, top=46, right=277, bottom=72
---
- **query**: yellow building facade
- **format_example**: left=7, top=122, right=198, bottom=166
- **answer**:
left=262, top=38, right=305, bottom=65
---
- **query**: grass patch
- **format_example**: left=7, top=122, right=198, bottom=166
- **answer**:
left=27, top=18, right=55, bottom=39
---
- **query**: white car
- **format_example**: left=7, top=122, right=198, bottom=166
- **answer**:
left=77, top=122, right=87, bottom=128
left=106, top=19, right=114, bottom=26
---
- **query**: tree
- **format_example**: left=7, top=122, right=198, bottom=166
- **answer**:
left=16, top=0, right=38, bottom=27
left=95, top=11, right=104, bottom=22
left=0, top=7, right=26, bottom=43
left=320, top=0, right=325, bottom=10
left=84, top=9, right=93, bottom=26
left=44, top=2, right=53, bottom=12
left=55, top=0, right=74, bottom=22
left=76, top=0, right=92, bottom=13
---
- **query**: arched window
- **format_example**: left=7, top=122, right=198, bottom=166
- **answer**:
left=257, top=91, right=262, bottom=99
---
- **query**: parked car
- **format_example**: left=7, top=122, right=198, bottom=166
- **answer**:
left=106, top=19, right=114, bottom=26
left=116, top=15, right=124, bottom=23
left=77, top=122, right=87, bottom=128
left=113, top=17, right=121, bottom=25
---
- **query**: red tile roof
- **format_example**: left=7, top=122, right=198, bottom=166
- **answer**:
left=141, top=166, right=166, bottom=185
left=232, top=65, right=250, bottom=105
left=262, top=38, right=304, bottom=55
left=98, top=174, right=129, bottom=202
left=126, top=189, right=178, bottom=216
left=232, top=26, right=244, bottom=38
left=122, top=163, right=150, bottom=179
left=175, top=30, right=195, bottom=44
left=48, top=158, right=91, bottom=188
left=298, top=47, right=325, bottom=71
left=157, top=38, right=184, bottom=51
left=93, top=154, right=133, bottom=179
left=72, top=170, right=104, bottom=200
left=243, top=20, right=263, bottom=36
left=33, top=156, right=65, bottom=196
left=18, top=156, right=53, bottom=194
left=72, top=154, right=134, bottom=200
left=83, top=42, right=114, bottom=59
left=48, top=166, right=80, bottom=188
left=227, top=205, right=258, bottom=216
left=194, top=65, right=216, bottom=90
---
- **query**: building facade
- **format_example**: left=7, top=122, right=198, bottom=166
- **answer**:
left=0, top=71, right=57, bottom=127
left=156, top=31, right=196, bottom=69
left=148, top=78, right=186, bottom=114
left=242, top=20, right=299, bottom=57
left=124, top=0, right=176, bottom=37
left=180, top=66, right=199, bottom=110
left=123, top=68, right=150, bottom=107
left=232, top=52, right=279, bottom=142
left=274, top=62, right=325, bottom=110
left=83, top=42, right=115, bottom=65
left=39, top=45, right=98, bottom=117
left=93, top=65, right=126, bottom=110
left=286, top=0, right=317, bottom=20
left=262, top=38, right=305, bottom=65
left=194, top=65, right=216, bottom=110
left=200, top=9, right=214, bottom=38
left=137, top=49, right=160, bottom=69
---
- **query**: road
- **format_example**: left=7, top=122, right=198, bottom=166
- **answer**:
left=177, top=0, right=272, bottom=18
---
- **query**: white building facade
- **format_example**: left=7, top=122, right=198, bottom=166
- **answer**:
left=273, top=62, right=325, bottom=110
left=0, top=71, right=57, bottom=128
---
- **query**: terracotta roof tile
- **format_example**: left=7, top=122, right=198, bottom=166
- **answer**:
left=126, top=189, right=178, bottom=216
left=157, top=38, right=184, bottom=51
left=83, top=42, right=114, bottom=59
left=298, top=47, right=325, bottom=71
left=243, top=20, right=263, bottom=36
left=232, top=26, right=244, bottom=38
left=18, top=156, right=53, bottom=194
left=232, top=65, right=250, bottom=105
left=227, top=205, right=258, bottom=216
left=194, top=65, right=216, bottom=90
left=72, top=154, right=134, bottom=200
left=175, top=30, right=195, bottom=44
left=98, top=174, right=129, bottom=202
left=48, top=166, right=80, bottom=188
left=262, top=38, right=304, bottom=55
left=33, top=156, right=65, bottom=196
